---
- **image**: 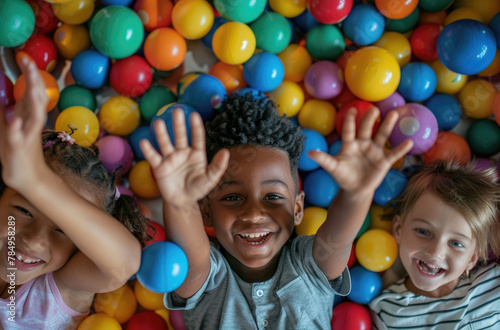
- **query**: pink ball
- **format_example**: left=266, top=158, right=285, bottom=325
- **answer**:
left=374, top=91, right=406, bottom=118
left=304, top=61, right=343, bottom=100
left=169, top=310, right=186, bottom=330
left=389, top=103, right=438, bottom=155
left=95, top=135, right=134, bottom=176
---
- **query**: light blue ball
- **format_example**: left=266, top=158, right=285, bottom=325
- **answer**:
left=347, top=265, right=382, bottom=304
left=298, top=129, right=328, bottom=171
left=243, top=52, right=285, bottom=92
left=342, top=4, right=385, bottom=46
left=150, top=103, right=196, bottom=151
left=424, top=93, right=461, bottom=131
left=374, top=169, right=407, bottom=206
left=70, top=50, right=110, bottom=89
left=303, top=169, right=339, bottom=208
left=398, top=62, right=437, bottom=102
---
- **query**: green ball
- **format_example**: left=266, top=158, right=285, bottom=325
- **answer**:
left=90, top=6, right=144, bottom=59
left=466, top=119, right=500, bottom=157
left=140, top=86, right=177, bottom=123
left=356, top=213, right=371, bottom=239
left=58, top=85, right=97, bottom=112
left=0, top=0, right=35, bottom=47
left=250, top=12, right=291, bottom=54
left=305, top=24, right=345, bottom=61
left=385, top=7, right=420, bottom=34
left=418, top=0, right=454, bottom=12
left=213, top=0, right=267, bottom=24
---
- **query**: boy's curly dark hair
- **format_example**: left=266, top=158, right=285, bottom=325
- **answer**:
left=205, top=93, right=304, bottom=190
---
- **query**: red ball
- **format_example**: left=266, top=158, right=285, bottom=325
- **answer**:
left=0, top=72, right=14, bottom=109
left=145, top=221, right=166, bottom=247
left=422, top=131, right=471, bottom=165
left=126, top=311, right=168, bottom=330
left=409, top=23, right=441, bottom=61
left=110, top=55, right=153, bottom=97
left=331, top=302, right=371, bottom=329
left=26, top=0, right=59, bottom=34
left=347, top=243, right=356, bottom=268
left=336, top=100, right=380, bottom=137
left=307, top=0, right=353, bottom=24
left=16, top=33, right=58, bottom=72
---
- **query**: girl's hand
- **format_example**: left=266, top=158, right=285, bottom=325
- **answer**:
left=0, top=57, right=48, bottom=190
left=308, top=107, right=413, bottom=194
left=140, top=110, right=229, bottom=206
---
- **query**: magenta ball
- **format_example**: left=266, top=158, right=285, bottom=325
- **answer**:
left=374, top=91, right=406, bottom=118
left=473, top=158, right=495, bottom=172
left=116, top=185, right=134, bottom=197
left=304, top=60, right=343, bottom=100
left=389, top=103, right=438, bottom=155
left=95, top=135, right=134, bottom=175
left=169, top=309, right=186, bottom=330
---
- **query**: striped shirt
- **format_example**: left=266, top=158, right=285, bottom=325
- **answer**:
left=369, top=263, right=500, bottom=330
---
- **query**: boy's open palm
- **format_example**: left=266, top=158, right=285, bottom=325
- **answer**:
left=308, top=107, right=413, bottom=194
left=140, top=110, right=229, bottom=204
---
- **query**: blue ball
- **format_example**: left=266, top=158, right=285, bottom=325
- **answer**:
left=100, top=0, right=134, bottom=5
left=202, top=16, right=227, bottom=50
left=128, top=126, right=151, bottom=160
left=490, top=12, right=500, bottom=47
left=303, top=169, right=339, bottom=208
left=136, top=241, right=188, bottom=293
left=243, top=52, right=284, bottom=92
left=328, top=140, right=342, bottom=156
left=291, top=9, right=320, bottom=32
left=424, top=93, right=461, bottom=131
left=178, top=74, right=227, bottom=122
left=398, top=62, right=437, bottom=102
left=342, top=4, right=385, bottom=46
left=70, top=50, right=110, bottom=89
left=232, top=87, right=268, bottom=102
left=437, top=19, right=497, bottom=75
left=298, top=129, right=328, bottom=171
left=150, top=103, right=196, bottom=151
left=374, top=169, right=407, bottom=206
left=347, top=265, right=382, bottom=305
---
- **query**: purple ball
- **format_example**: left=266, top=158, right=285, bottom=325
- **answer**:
left=304, top=61, right=343, bottom=100
left=389, top=103, right=438, bottom=155
left=95, top=135, right=134, bottom=175
left=473, top=158, right=495, bottom=172
left=374, top=91, right=406, bottom=118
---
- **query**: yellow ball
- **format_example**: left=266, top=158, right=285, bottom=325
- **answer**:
left=295, top=207, right=327, bottom=236
left=458, top=79, right=496, bottom=119
left=212, top=22, right=256, bottom=65
left=345, top=47, right=401, bottom=102
left=99, top=96, right=140, bottom=136
left=78, top=313, right=121, bottom=330
left=452, top=0, right=500, bottom=23
left=355, top=229, right=398, bottom=272
left=369, top=204, right=393, bottom=232
left=430, top=60, right=468, bottom=95
left=94, top=285, right=137, bottom=324
left=266, top=80, right=304, bottom=117
left=268, top=0, right=307, bottom=18
left=51, top=0, right=94, bottom=25
left=155, top=308, right=174, bottom=328
left=444, top=8, right=484, bottom=26
left=53, top=24, right=91, bottom=60
left=278, top=44, right=312, bottom=83
left=129, top=160, right=160, bottom=199
left=373, top=32, right=411, bottom=67
left=55, top=106, right=99, bottom=147
left=134, top=280, right=165, bottom=311
left=297, top=99, right=336, bottom=136
left=171, top=0, right=214, bottom=40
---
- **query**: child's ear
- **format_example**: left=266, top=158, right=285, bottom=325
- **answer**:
left=466, top=251, right=479, bottom=272
left=294, top=191, right=305, bottom=226
left=199, top=197, right=213, bottom=227
left=392, top=215, right=402, bottom=244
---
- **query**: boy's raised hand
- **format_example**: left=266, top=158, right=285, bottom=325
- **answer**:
left=140, top=110, right=230, bottom=205
left=308, top=107, right=413, bottom=194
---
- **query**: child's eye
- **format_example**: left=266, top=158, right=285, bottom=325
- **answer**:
left=264, top=194, right=282, bottom=200
left=415, top=228, right=430, bottom=236
left=222, top=195, right=241, bottom=202
left=450, top=241, right=464, bottom=248
left=14, top=206, right=32, bottom=217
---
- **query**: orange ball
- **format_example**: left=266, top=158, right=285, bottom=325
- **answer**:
left=144, top=27, right=187, bottom=71
left=13, top=69, right=59, bottom=112
left=277, top=44, right=312, bottom=83
left=129, top=160, right=160, bottom=199
left=94, top=285, right=137, bottom=324
left=478, top=52, right=500, bottom=78
left=208, top=61, right=247, bottom=94
left=133, top=0, right=173, bottom=32
left=374, top=0, right=418, bottom=19
left=423, top=131, right=471, bottom=165
left=53, top=23, right=91, bottom=60
left=419, top=10, right=447, bottom=26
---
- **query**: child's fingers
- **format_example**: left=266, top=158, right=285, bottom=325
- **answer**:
left=139, top=139, right=163, bottom=168
left=307, top=150, right=338, bottom=174
left=206, top=148, right=230, bottom=188
left=386, top=139, right=414, bottom=165
left=153, top=119, right=174, bottom=156
left=172, top=109, right=188, bottom=148
left=189, top=112, right=206, bottom=152
left=357, top=107, right=380, bottom=140
left=341, top=107, right=357, bottom=142
left=373, top=110, right=399, bottom=147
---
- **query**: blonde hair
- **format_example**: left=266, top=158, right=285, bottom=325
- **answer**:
left=387, top=160, right=500, bottom=263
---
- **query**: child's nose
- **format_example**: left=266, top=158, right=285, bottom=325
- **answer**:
left=240, top=199, right=267, bottom=223
left=21, top=226, right=48, bottom=251
left=425, top=240, right=447, bottom=259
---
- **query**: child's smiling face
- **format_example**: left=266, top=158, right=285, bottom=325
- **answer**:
left=393, top=191, right=479, bottom=297
left=203, top=146, right=304, bottom=273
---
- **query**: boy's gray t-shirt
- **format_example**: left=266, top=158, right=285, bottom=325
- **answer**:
left=165, top=235, right=351, bottom=329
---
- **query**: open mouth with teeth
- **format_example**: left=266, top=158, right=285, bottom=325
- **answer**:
left=416, top=259, right=445, bottom=277
left=16, top=254, right=42, bottom=265
left=238, top=232, right=272, bottom=246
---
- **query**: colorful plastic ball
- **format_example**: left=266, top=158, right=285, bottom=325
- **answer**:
left=458, top=79, right=496, bottom=119
left=331, top=302, right=371, bottom=330
left=445, top=8, right=484, bottom=26
left=129, top=160, right=160, bottom=198
left=213, top=0, right=266, bottom=24
left=17, top=33, right=58, bottom=72
left=345, top=47, right=400, bottom=102
left=419, top=10, right=447, bottom=26
left=478, top=52, right=500, bottom=78
left=490, top=12, right=500, bottom=46
left=110, top=55, right=153, bottom=98
left=27, top=0, right=59, bottom=34
left=250, top=11, right=292, bottom=54
left=356, top=213, right=371, bottom=239
left=58, top=85, right=96, bottom=113
left=409, top=23, right=441, bottom=61
left=169, top=310, right=186, bottom=330
left=335, top=100, right=379, bottom=138
left=78, top=313, right=122, bottom=330
left=385, top=6, right=420, bottom=33
left=369, top=203, right=393, bottom=232
left=347, top=265, right=382, bottom=304
left=305, top=24, right=345, bottom=61
left=126, top=311, right=168, bottom=330
left=101, top=0, right=134, bottom=5
left=0, top=0, right=35, bottom=47
left=145, top=220, right=167, bottom=246
left=298, top=99, right=336, bottom=136
left=437, top=20, right=497, bottom=75
left=303, top=61, right=343, bottom=100
left=291, top=8, right=320, bottom=31
left=430, top=60, right=468, bottom=95
left=0, top=72, right=14, bottom=109
left=243, top=52, right=284, bottom=92
left=14, top=70, right=60, bottom=112
left=94, top=285, right=137, bottom=324
left=374, top=91, right=406, bottom=118
left=342, top=4, right=385, bottom=46
left=128, top=126, right=151, bottom=160
left=90, top=6, right=144, bottom=59
left=375, top=0, right=418, bottom=19
left=418, top=0, right=454, bottom=12
left=212, top=22, right=256, bottom=65
left=99, top=96, right=140, bottom=136
left=268, top=0, right=306, bottom=18
left=373, top=31, right=411, bottom=67
left=144, top=27, right=187, bottom=70
left=424, top=93, right=461, bottom=131
left=150, top=103, right=196, bottom=149
left=453, top=0, right=500, bottom=24
left=306, top=0, right=353, bottom=24
left=266, top=81, right=304, bottom=117
left=328, top=140, right=341, bottom=157
left=373, top=169, right=407, bottom=206
left=295, top=206, right=327, bottom=236
left=137, top=241, right=188, bottom=293
left=178, top=74, right=227, bottom=121
left=423, top=131, right=471, bottom=164
left=356, top=229, right=398, bottom=272
left=53, top=23, right=92, bottom=60
left=494, top=92, right=500, bottom=126
left=232, top=87, right=267, bottom=102
left=71, top=50, right=110, bottom=89
left=139, top=86, right=177, bottom=123
left=303, top=169, right=339, bottom=208
left=398, top=62, right=437, bottom=102
left=389, top=103, right=438, bottom=155
left=298, top=129, right=328, bottom=171
left=133, top=0, right=173, bottom=32
left=95, top=135, right=134, bottom=175
left=466, top=119, right=500, bottom=157
left=51, top=0, right=94, bottom=25
left=201, top=16, right=227, bottom=50
left=134, top=280, right=165, bottom=310
left=278, top=44, right=312, bottom=83
left=55, top=106, right=100, bottom=147
left=209, top=62, right=247, bottom=95
left=171, top=0, right=214, bottom=40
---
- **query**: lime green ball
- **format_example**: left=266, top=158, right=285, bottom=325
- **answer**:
left=140, top=86, right=177, bottom=123
left=250, top=12, right=292, bottom=54
left=0, top=0, right=35, bottom=47
left=305, top=24, right=345, bottom=61
left=385, top=7, right=420, bottom=34
left=466, top=119, right=500, bottom=157
left=214, top=0, right=267, bottom=24
left=58, top=85, right=97, bottom=112
left=90, top=6, right=144, bottom=59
